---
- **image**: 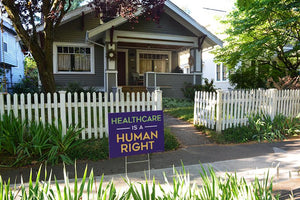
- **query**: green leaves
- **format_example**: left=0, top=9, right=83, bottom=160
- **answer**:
left=0, top=113, right=84, bottom=167
left=214, top=0, right=300, bottom=88
left=0, top=163, right=280, bottom=200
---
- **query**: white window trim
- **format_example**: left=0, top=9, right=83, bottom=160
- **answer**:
left=53, top=42, right=95, bottom=74
left=136, top=50, right=172, bottom=75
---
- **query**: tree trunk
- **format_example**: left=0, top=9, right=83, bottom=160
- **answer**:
left=38, top=61, right=56, bottom=93
left=34, top=51, right=56, bottom=93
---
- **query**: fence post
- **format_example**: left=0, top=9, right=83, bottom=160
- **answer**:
left=59, top=91, right=67, bottom=136
left=268, top=89, right=278, bottom=120
left=216, top=90, right=223, bottom=133
left=155, top=90, right=162, bottom=110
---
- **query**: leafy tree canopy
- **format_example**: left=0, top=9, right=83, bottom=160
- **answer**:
left=214, top=0, right=300, bottom=88
left=1, top=0, right=165, bottom=93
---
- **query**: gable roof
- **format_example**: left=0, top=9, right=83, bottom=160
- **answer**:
left=61, top=0, right=223, bottom=48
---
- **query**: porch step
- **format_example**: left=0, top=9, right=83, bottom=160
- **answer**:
left=121, top=86, right=147, bottom=94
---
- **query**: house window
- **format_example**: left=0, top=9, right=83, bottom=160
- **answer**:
left=3, top=42, right=7, bottom=52
left=137, top=50, right=171, bottom=75
left=216, top=64, right=221, bottom=81
left=54, top=43, right=94, bottom=74
left=216, top=63, right=229, bottom=81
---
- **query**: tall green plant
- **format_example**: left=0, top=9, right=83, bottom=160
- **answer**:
left=0, top=164, right=280, bottom=200
left=0, top=113, right=26, bottom=155
left=47, top=122, right=84, bottom=165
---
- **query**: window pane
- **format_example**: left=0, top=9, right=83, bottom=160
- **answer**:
left=69, top=47, right=74, bottom=53
left=3, top=42, right=7, bottom=52
left=216, top=64, right=220, bottom=81
left=58, top=54, right=71, bottom=71
left=80, top=48, right=85, bottom=54
left=139, top=53, right=169, bottom=74
left=57, top=46, right=62, bottom=53
left=63, top=47, right=68, bottom=53
left=222, top=65, right=227, bottom=81
left=86, top=48, right=90, bottom=54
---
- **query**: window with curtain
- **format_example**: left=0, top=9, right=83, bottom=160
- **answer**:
left=57, top=46, right=91, bottom=72
left=139, top=53, right=169, bottom=74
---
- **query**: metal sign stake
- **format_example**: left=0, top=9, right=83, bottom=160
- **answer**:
left=125, top=153, right=151, bottom=179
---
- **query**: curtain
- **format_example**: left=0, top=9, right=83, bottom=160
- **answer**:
left=58, top=54, right=71, bottom=71
left=140, top=59, right=152, bottom=74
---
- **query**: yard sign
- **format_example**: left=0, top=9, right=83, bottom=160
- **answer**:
left=108, top=110, right=164, bottom=158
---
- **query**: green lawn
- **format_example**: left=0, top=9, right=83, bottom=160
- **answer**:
left=165, top=107, right=194, bottom=123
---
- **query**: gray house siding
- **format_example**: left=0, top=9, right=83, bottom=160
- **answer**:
left=54, top=12, right=105, bottom=88
left=145, top=73, right=201, bottom=98
left=54, top=46, right=105, bottom=88
left=54, top=12, right=101, bottom=43
left=116, top=13, right=196, bottom=37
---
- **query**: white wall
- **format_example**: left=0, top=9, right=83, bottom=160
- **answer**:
left=202, top=50, right=234, bottom=90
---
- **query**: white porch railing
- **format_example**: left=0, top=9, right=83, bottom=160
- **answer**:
left=194, top=89, right=300, bottom=132
left=0, top=91, right=162, bottom=139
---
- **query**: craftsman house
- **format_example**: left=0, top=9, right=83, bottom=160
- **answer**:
left=53, top=0, right=222, bottom=98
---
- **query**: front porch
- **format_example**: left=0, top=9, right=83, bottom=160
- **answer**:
left=104, top=32, right=204, bottom=98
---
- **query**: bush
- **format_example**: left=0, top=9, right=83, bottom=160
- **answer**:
left=215, top=114, right=300, bottom=144
left=249, top=113, right=300, bottom=142
left=182, top=78, right=216, bottom=101
left=0, top=113, right=179, bottom=167
left=163, top=98, right=193, bottom=109
left=11, top=76, right=39, bottom=94
left=164, top=128, right=180, bottom=150
left=221, top=125, right=255, bottom=143
left=64, top=82, right=96, bottom=93
left=69, top=137, right=109, bottom=161
left=0, top=113, right=83, bottom=166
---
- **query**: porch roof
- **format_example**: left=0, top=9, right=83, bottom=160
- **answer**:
left=86, top=0, right=223, bottom=49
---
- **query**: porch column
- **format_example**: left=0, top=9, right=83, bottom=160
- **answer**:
left=105, top=29, right=118, bottom=92
left=105, top=70, right=118, bottom=93
left=190, top=47, right=202, bottom=73
left=190, top=47, right=202, bottom=85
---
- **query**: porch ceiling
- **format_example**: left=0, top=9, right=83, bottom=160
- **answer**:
left=117, top=42, right=190, bottom=51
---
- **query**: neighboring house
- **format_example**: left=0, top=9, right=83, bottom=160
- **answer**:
left=52, top=0, right=222, bottom=98
left=0, top=17, right=25, bottom=92
left=202, top=49, right=234, bottom=90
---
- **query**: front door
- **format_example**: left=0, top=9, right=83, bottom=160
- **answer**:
left=117, top=51, right=126, bottom=86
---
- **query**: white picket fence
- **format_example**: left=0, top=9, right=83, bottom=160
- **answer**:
left=194, top=89, right=300, bottom=132
left=0, top=91, right=162, bottom=139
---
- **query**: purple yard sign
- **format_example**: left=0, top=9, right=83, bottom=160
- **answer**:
left=108, top=110, right=164, bottom=158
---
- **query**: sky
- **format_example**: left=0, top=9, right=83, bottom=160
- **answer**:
left=170, top=0, right=236, bottom=38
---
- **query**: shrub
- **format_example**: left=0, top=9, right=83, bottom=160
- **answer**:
left=249, top=113, right=300, bottom=142
left=164, top=128, right=180, bottom=150
left=64, top=82, right=96, bottom=93
left=182, top=78, right=216, bottom=101
left=0, top=113, right=84, bottom=166
left=216, top=114, right=300, bottom=144
left=11, top=76, right=39, bottom=94
left=221, top=125, right=255, bottom=143
left=162, top=98, right=193, bottom=109
left=69, top=137, right=109, bottom=161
